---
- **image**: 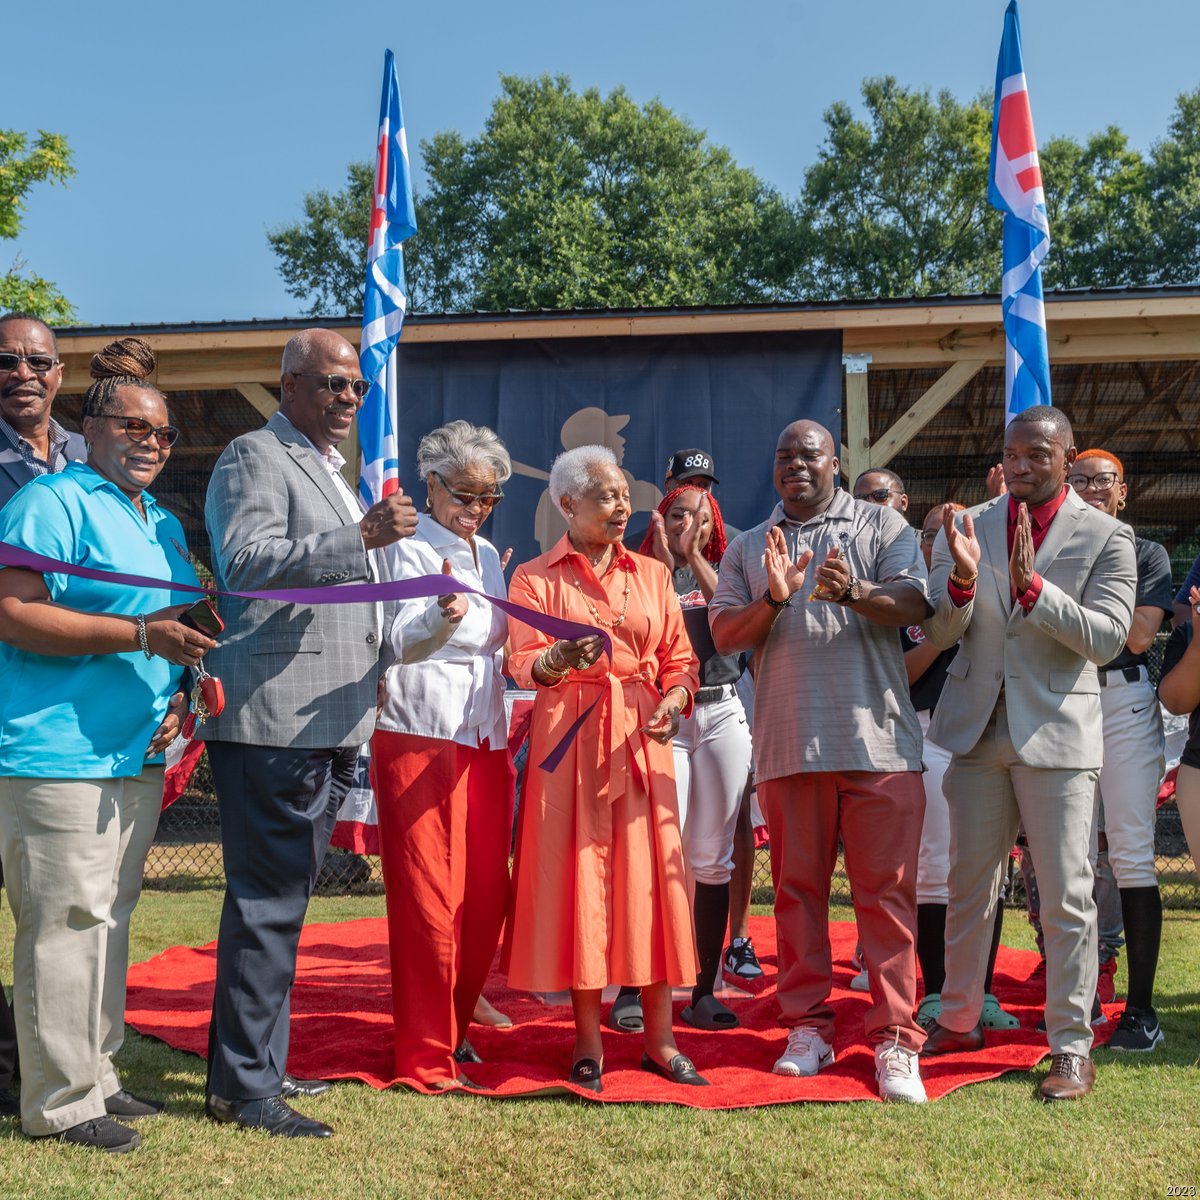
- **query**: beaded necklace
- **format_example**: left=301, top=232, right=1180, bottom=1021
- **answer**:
left=567, top=555, right=632, bottom=629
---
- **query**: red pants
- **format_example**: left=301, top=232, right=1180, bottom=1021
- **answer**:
left=757, top=770, right=925, bottom=1052
left=372, top=730, right=514, bottom=1085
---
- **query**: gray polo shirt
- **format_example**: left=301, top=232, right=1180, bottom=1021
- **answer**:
left=709, top=488, right=927, bottom=782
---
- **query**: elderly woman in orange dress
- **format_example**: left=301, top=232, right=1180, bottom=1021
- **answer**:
left=504, top=445, right=704, bottom=1094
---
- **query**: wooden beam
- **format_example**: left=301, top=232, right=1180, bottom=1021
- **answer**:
left=842, top=355, right=871, bottom=485
left=869, top=360, right=987, bottom=467
left=235, top=383, right=277, bottom=423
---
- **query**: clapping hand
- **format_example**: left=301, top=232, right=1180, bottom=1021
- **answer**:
left=647, top=511, right=673, bottom=568
left=436, top=559, right=469, bottom=624
left=810, top=545, right=850, bottom=603
left=1009, top=503, right=1035, bottom=594
left=985, top=464, right=1008, bottom=498
left=677, top=509, right=710, bottom=563
left=1187, top=586, right=1200, bottom=634
left=764, top=526, right=814, bottom=602
left=943, top=504, right=981, bottom=581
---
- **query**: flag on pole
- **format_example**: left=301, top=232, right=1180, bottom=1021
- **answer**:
left=331, top=51, right=417, bottom=858
left=359, top=48, right=417, bottom=507
left=989, top=0, right=1051, bottom=422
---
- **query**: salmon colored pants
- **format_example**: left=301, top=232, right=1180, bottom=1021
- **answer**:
left=757, top=770, right=926, bottom=1052
left=372, top=730, right=515, bottom=1085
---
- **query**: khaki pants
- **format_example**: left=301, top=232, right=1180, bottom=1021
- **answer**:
left=0, top=769, right=163, bottom=1135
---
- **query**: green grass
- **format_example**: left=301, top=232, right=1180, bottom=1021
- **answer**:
left=1, top=890, right=1198, bottom=1200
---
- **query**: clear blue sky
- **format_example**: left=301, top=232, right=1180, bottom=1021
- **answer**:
left=4, top=0, right=1197, bottom=325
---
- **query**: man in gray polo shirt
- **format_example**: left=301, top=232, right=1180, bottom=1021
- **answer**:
left=710, top=420, right=930, bottom=1103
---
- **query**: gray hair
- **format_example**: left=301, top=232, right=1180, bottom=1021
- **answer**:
left=417, top=420, right=512, bottom=486
left=549, top=444, right=618, bottom=512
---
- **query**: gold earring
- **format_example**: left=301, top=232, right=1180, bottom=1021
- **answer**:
left=1117, top=498, right=1126, bottom=510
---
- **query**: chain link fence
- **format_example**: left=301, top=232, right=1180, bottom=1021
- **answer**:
left=56, top=367, right=1196, bottom=907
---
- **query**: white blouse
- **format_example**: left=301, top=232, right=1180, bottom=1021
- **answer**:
left=377, top=513, right=509, bottom=748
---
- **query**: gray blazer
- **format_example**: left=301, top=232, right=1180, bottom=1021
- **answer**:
left=922, top=486, right=1136, bottom=770
left=0, top=429, right=86, bottom=510
left=201, top=412, right=381, bottom=749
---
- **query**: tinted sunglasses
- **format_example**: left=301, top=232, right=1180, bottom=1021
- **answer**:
left=0, top=352, right=58, bottom=374
left=434, top=470, right=504, bottom=509
left=857, top=487, right=901, bottom=504
left=94, top=415, right=181, bottom=448
left=292, top=372, right=370, bottom=399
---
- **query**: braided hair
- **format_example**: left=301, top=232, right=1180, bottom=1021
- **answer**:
left=638, top=483, right=728, bottom=564
left=81, top=336, right=165, bottom=420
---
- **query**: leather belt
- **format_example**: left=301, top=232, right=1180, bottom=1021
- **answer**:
left=694, top=683, right=737, bottom=705
left=1097, top=666, right=1145, bottom=687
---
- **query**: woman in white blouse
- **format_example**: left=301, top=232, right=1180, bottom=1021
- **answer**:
left=373, top=421, right=514, bottom=1090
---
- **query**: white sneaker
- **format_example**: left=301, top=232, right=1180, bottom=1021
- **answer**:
left=772, top=1027, right=835, bottom=1077
left=874, top=1034, right=927, bottom=1104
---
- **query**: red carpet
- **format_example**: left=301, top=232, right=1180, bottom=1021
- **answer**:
left=125, top=916, right=1115, bottom=1107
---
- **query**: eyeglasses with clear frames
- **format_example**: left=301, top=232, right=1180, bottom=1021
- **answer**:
left=433, top=470, right=503, bottom=509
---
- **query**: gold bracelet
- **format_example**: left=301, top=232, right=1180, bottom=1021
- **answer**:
left=537, top=648, right=570, bottom=680
left=949, top=570, right=978, bottom=588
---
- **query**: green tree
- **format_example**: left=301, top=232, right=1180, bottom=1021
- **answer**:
left=1039, top=127, right=1153, bottom=289
left=793, top=77, right=1000, bottom=300
left=1145, top=87, right=1200, bottom=284
left=0, top=130, right=76, bottom=322
left=269, top=73, right=799, bottom=314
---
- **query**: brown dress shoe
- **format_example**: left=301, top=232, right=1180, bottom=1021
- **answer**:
left=1038, top=1053, right=1095, bottom=1101
left=919, top=1021, right=985, bottom=1057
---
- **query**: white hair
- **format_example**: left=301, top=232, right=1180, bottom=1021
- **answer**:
left=417, top=420, right=512, bottom=485
left=548, top=444, right=618, bottom=512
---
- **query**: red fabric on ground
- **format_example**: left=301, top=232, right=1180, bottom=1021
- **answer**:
left=125, top=915, right=1115, bottom=1107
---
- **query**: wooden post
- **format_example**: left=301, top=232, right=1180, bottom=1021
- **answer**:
left=842, top=353, right=872, bottom=486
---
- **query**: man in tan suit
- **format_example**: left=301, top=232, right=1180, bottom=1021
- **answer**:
left=918, top=406, right=1135, bottom=1101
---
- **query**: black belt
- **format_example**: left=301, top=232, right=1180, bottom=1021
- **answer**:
left=694, top=684, right=736, bottom=705
left=1097, top=666, right=1143, bottom=686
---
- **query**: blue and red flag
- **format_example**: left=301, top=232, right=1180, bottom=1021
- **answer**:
left=989, top=0, right=1051, bottom=422
left=359, top=49, right=417, bottom=507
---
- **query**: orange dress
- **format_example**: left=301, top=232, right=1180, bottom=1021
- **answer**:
left=503, top=537, right=700, bottom=993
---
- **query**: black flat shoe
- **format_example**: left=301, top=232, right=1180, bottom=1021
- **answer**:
left=568, top=1057, right=603, bottom=1093
left=640, top=1052, right=709, bottom=1087
left=280, top=1072, right=332, bottom=1099
left=104, top=1089, right=165, bottom=1118
left=454, top=1039, right=484, bottom=1065
left=205, top=1093, right=333, bottom=1138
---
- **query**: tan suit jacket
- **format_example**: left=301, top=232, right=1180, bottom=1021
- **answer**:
left=922, top=487, right=1136, bottom=770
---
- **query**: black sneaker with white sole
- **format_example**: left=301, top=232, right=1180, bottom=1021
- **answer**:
left=723, top=938, right=763, bottom=981
left=1107, top=1005, right=1165, bottom=1052
left=36, top=1116, right=141, bottom=1153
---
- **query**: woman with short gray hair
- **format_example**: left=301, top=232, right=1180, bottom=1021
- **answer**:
left=503, top=445, right=705, bottom=1093
left=373, top=420, right=515, bottom=1089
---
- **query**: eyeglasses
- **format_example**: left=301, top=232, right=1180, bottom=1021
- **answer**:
left=1067, top=471, right=1119, bottom=493
left=920, top=529, right=939, bottom=545
left=0, top=352, right=59, bottom=374
left=291, top=372, right=370, bottom=399
left=433, top=471, right=503, bottom=509
left=857, top=487, right=902, bottom=504
left=93, top=415, right=181, bottom=448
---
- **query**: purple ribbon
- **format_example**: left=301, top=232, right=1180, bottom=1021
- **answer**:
left=0, top=540, right=611, bottom=771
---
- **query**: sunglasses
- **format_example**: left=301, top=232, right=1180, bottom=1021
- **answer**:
left=292, top=372, right=370, bottom=399
left=857, top=487, right=901, bottom=504
left=93, top=415, right=181, bottom=448
left=1067, top=472, right=1119, bottom=493
left=0, top=352, right=58, bottom=374
left=434, top=470, right=503, bottom=509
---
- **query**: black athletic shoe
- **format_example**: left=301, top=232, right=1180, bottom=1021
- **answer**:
left=722, top=938, right=764, bottom=982
left=1108, top=1005, right=1164, bottom=1053
left=104, top=1089, right=165, bottom=1118
left=36, top=1116, right=141, bottom=1153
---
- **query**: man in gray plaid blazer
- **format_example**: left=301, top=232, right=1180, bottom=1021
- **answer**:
left=201, top=328, right=418, bottom=1138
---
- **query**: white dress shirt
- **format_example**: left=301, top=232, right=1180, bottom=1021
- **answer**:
left=377, top=513, right=509, bottom=749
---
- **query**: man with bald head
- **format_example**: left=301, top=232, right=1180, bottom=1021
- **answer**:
left=202, top=329, right=418, bottom=1136
left=710, top=420, right=931, bottom=1102
left=919, top=406, right=1136, bottom=1102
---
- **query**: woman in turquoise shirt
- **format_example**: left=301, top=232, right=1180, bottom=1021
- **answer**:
left=0, top=338, right=216, bottom=1154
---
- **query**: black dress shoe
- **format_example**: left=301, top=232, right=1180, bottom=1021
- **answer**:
left=104, top=1089, right=165, bottom=1118
left=34, top=1116, right=140, bottom=1153
left=0, top=1089, right=19, bottom=1118
left=453, top=1038, right=483, bottom=1065
left=640, top=1052, right=709, bottom=1086
left=568, top=1057, right=603, bottom=1093
left=280, top=1072, right=332, bottom=1099
left=205, top=1093, right=333, bottom=1138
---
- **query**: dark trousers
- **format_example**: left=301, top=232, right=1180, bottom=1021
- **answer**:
left=0, top=856, right=16, bottom=1090
left=205, top=741, right=356, bottom=1100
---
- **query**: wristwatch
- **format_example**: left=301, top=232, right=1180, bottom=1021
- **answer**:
left=762, top=589, right=792, bottom=610
left=839, top=576, right=863, bottom=604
